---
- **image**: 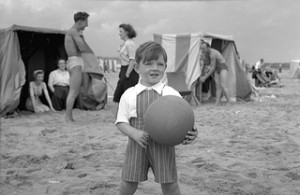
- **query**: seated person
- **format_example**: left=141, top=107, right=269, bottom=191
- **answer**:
left=48, top=59, right=70, bottom=111
left=26, top=70, right=55, bottom=113
left=253, top=68, right=270, bottom=87
left=269, top=70, right=283, bottom=87
left=264, top=67, right=273, bottom=79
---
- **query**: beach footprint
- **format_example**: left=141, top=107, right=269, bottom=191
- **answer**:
left=191, top=157, right=206, bottom=168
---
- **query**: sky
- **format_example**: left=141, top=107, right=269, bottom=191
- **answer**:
left=1, top=0, right=299, bottom=64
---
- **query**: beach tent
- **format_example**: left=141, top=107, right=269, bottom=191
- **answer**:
left=0, top=25, right=106, bottom=116
left=290, top=60, right=300, bottom=78
left=153, top=32, right=252, bottom=102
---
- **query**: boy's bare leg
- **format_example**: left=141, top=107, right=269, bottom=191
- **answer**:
left=119, top=181, right=138, bottom=195
left=65, top=66, right=82, bottom=122
left=161, top=182, right=181, bottom=195
left=219, top=70, right=231, bottom=103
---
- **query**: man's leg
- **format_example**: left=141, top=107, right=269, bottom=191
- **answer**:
left=161, top=182, right=181, bottom=195
left=119, top=181, right=138, bottom=195
left=65, top=66, right=82, bottom=122
left=214, top=72, right=222, bottom=105
left=219, top=70, right=231, bottom=103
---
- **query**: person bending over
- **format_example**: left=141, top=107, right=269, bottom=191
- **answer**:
left=199, top=41, right=232, bottom=105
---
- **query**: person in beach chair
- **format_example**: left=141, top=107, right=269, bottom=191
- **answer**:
left=269, top=70, right=283, bottom=87
left=253, top=69, right=271, bottom=87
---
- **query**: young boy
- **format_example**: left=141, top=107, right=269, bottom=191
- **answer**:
left=115, top=41, right=198, bottom=195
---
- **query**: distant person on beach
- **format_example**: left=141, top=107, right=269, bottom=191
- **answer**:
left=48, top=59, right=70, bottom=111
left=199, top=41, right=232, bottom=105
left=255, top=58, right=264, bottom=70
left=26, top=70, right=55, bottom=113
left=113, top=23, right=139, bottom=103
left=115, top=41, right=198, bottom=195
left=64, top=11, right=91, bottom=122
left=278, top=64, right=282, bottom=73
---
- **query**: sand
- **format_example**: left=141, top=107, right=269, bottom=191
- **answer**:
left=1, top=71, right=300, bottom=195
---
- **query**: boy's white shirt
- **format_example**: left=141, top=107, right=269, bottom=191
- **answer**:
left=116, top=82, right=181, bottom=124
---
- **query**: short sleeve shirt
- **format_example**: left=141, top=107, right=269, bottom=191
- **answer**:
left=119, top=39, right=136, bottom=66
left=116, top=82, right=181, bottom=124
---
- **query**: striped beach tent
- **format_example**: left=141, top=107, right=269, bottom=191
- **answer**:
left=97, top=56, right=120, bottom=72
left=290, top=60, right=300, bottom=78
left=153, top=32, right=252, bottom=102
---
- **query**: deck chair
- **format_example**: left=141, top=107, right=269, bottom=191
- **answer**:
left=166, top=71, right=200, bottom=106
left=255, top=72, right=271, bottom=87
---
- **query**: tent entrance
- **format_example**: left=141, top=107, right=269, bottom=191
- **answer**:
left=17, top=30, right=67, bottom=110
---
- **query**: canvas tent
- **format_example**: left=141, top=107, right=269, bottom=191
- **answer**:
left=153, top=32, right=252, bottom=102
left=290, top=60, right=300, bottom=78
left=0, top=25, right=106, bottom=117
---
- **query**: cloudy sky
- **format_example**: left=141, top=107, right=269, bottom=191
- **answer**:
left=1, top=0, right=299, bottom=64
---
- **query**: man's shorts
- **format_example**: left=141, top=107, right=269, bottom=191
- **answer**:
left=67, top=56, right=84, bottom=71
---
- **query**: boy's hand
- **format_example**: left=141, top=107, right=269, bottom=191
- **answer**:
left=133, top=131, right=149, bottom=148
left=182, top=127, right=198, bottom=145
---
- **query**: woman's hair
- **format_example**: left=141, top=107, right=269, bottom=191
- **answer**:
left=135, top=41, right=167, bottom=65
left=74, top=12, right=89, bottom=22
left=119, top=24, right=137, bottom=39
left=57, top=58, right=66, bottom=64
left=33, top=70, right=44, bottom=79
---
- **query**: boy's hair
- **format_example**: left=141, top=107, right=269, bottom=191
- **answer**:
left=135, top=41, right=167, bottom=65
left=119, top=24, right=137, bottom=39
left=74, top=12, right=89, bottom=22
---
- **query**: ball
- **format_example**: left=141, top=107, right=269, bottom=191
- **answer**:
left=144, top=95, right=195, bottom=146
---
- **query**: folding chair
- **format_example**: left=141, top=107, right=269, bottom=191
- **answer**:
left=166, top=71, right=200, bottom=105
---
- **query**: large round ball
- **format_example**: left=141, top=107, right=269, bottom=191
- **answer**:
left=144, top=95, right=195, bottom=146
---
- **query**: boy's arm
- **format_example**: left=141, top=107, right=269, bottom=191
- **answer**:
left=116, top=122, right=149, bottom=148
left=182, top=127, right=198, bottom=145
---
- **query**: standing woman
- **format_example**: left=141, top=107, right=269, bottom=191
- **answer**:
left=113, top=24, right=139, bottom=103
left=26, top=70, right=55, bottom=113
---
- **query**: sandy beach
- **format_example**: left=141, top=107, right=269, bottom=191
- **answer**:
left=1, top=71, right=300, bottom=195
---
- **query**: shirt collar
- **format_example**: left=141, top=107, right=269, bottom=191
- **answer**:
left=135, top=82, right=165, bottom=95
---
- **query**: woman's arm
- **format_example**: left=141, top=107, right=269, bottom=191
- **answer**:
left=42, top=83, right=55, bottom=111
left=126, top=59, right=135, bottom=78
left=125, top=41, right=136, bottom=78
left=29, top=82, right=37, bottom=113
left=48, top=72, right=55, bottom=93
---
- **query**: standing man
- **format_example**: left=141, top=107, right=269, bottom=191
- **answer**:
left=64, top=11, right=91, bottom=122
left=255, top=58, right=264, bottom=70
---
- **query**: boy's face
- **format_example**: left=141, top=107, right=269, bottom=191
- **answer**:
left=136, top=54, right=166, bottom=87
